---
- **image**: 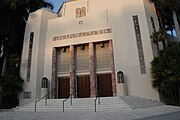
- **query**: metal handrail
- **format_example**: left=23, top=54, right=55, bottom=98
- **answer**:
left=94, top=96, right=100, bottom=112
left=34, top=89, right=55, bottom=112
left=63, top=90, right=75, bottom=112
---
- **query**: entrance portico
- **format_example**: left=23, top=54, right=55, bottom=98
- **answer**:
left=51, top=40, right=117, bottom=98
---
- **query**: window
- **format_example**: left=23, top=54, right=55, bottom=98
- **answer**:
left=76, top=8, right=81, bottom=18
left=117, top=71, right=124, bottom=83
left=41, top=77, right=48, bottom=88
left=23, top=92, right=31, bottom=99
left=81, top=7, right=86, bottom=17
left=27, top=32, right=34, bottom=82
left=75, top=7, right=86, bottom=18
left=150, top=17, right=156, bottom=32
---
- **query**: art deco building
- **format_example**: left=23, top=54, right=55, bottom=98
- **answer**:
left=20, top=0, right=160, bottom=105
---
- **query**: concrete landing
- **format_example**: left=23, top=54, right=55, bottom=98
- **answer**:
left=0, top=105, right=180, bottom=120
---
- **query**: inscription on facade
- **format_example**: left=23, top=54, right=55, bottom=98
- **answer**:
left=53, top=28, right=112, bottom=41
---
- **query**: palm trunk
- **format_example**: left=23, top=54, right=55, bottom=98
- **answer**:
left=178, top=82, right=180, bottom=103
left=2, top=50, right=8, bottom=76
left=156, top=42, right=160, bottom=53
left=162, top=40, right=166, bottom=49
left=172, top=10, right=180, bottom=42
left=158, top=12, right=164, bottom=28
left=170, top=30, right=174, bottom=36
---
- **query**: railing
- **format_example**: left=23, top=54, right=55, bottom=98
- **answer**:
left=34, top=89, right=55, bottom=112
left=94, top=96, right=100, bottom=112
left=62, top=90, right=75, bottom=112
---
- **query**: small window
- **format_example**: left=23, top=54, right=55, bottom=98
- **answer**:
left=23, top=92, right=31, bottom=99
left=76, top=8, right=81, bottom=18
left=75, top=7, right=86, bottom=18
left=41, top=77, right=48, bottom=88
left=117, top=71, right=124, bottom=83
left=81, top=7, right=86, bottom=17
left=150, top=17, right=156, bottom=32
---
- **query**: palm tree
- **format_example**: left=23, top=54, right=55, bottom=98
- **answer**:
left=150, top=0, right=180, bottom=41
left=151, top=29, right=167, bottom=52
left=150, top=0, right=165, bottom=28
left=164, top=0, right=180, bottom=41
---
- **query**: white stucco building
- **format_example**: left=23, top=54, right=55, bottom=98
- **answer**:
left=20, top=0, right=160, bottom=105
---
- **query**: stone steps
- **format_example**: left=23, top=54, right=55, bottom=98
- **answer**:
left=121, top=96, right=164, bottom=109
left=14, top=96, right=163, bottom=112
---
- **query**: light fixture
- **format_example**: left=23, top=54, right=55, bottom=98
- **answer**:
left=80, top=45, right=85, bottom=50
left=100, top=42, right=104, bottom=48
left=62, top=47, right=66, bottom=52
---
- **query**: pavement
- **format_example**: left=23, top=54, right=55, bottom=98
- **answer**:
left=0, top=105, right=180, bottom=120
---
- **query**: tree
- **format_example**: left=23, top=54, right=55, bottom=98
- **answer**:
left=151, top=42, right=180, bottom=105
left=0, top=0, right=53, bottom=75
left=0, top=0, right=54, bottom=108
left=0, top=54, right=24, bottom=108
left=151, top=29, right=167, bottom=52
left=164, top=0, right=180, bottom=41
left=150, top=0, right=180, bottom=41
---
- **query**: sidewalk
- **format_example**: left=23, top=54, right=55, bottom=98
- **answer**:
left=0, top=105, right=180, bottom=120
left=136, top=111, right=180, bottom=120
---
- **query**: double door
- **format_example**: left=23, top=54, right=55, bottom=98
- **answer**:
left=58, top=75, right=90, bottom=98
left=58, top=74, right=113, bottom=98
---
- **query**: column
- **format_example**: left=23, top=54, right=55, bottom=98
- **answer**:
left=89, top=42, right=96, bottom=97
left=109, top=40, right=117, bottom=96
left=70, top=45, right=76, bottom=97
left=51, top=47, right=57, bottom=98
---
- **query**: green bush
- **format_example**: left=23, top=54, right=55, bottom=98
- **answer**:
left=151, top=42, right=180, bottom=105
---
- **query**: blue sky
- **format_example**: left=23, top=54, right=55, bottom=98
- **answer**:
left=46, top=0, right=65, bottom=13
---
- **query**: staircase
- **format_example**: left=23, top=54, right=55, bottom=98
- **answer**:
left=121, top=96, right=164, bottom=109
left=14, top=96, right=163, bottom=112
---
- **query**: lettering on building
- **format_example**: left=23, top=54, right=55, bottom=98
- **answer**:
left=53, top=28, right=112, bottom=41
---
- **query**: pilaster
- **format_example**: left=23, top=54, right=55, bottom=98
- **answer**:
left=109, top=40, right=117, bottom=96
left=51, top=47, right=57, bottom=98
left=70, top=45, right=76, bottom=97
left=89, top=42, right=96, bottom=97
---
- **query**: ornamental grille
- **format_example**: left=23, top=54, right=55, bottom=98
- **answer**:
left=57, top=47, right=70, bottom=74
left=133, top=15, right=146, bottom=74
left=95, top=42, right=111, bottom=72
left=76, top=45, right=89, bottom=73
left=26, top=32, right=34, bottom=82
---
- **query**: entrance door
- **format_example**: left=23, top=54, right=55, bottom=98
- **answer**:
left=77, top=75, right=90, bottom=98
left=97, top=73, right=113, bottom=97
left=58, top=77, right=70, bottom=98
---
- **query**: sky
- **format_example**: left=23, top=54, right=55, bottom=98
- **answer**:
left=46, top=0, right=65, bottom=13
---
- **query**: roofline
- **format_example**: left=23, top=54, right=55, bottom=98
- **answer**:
left=57, top=2, right=64, bottom=14
left=56, top=0, right=79, bottom=14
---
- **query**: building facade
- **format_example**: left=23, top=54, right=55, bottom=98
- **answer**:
left=20, top=0, right=160, bottom=105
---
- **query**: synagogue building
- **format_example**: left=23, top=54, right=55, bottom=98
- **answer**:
left=20, top=0, right=160, bottom=105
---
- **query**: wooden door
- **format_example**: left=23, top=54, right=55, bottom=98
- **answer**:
left=97, top=74, right=113, bottom=97
left=77, top=75, right=90, bottom=98
left=58, top=77, right=70, bottom=99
